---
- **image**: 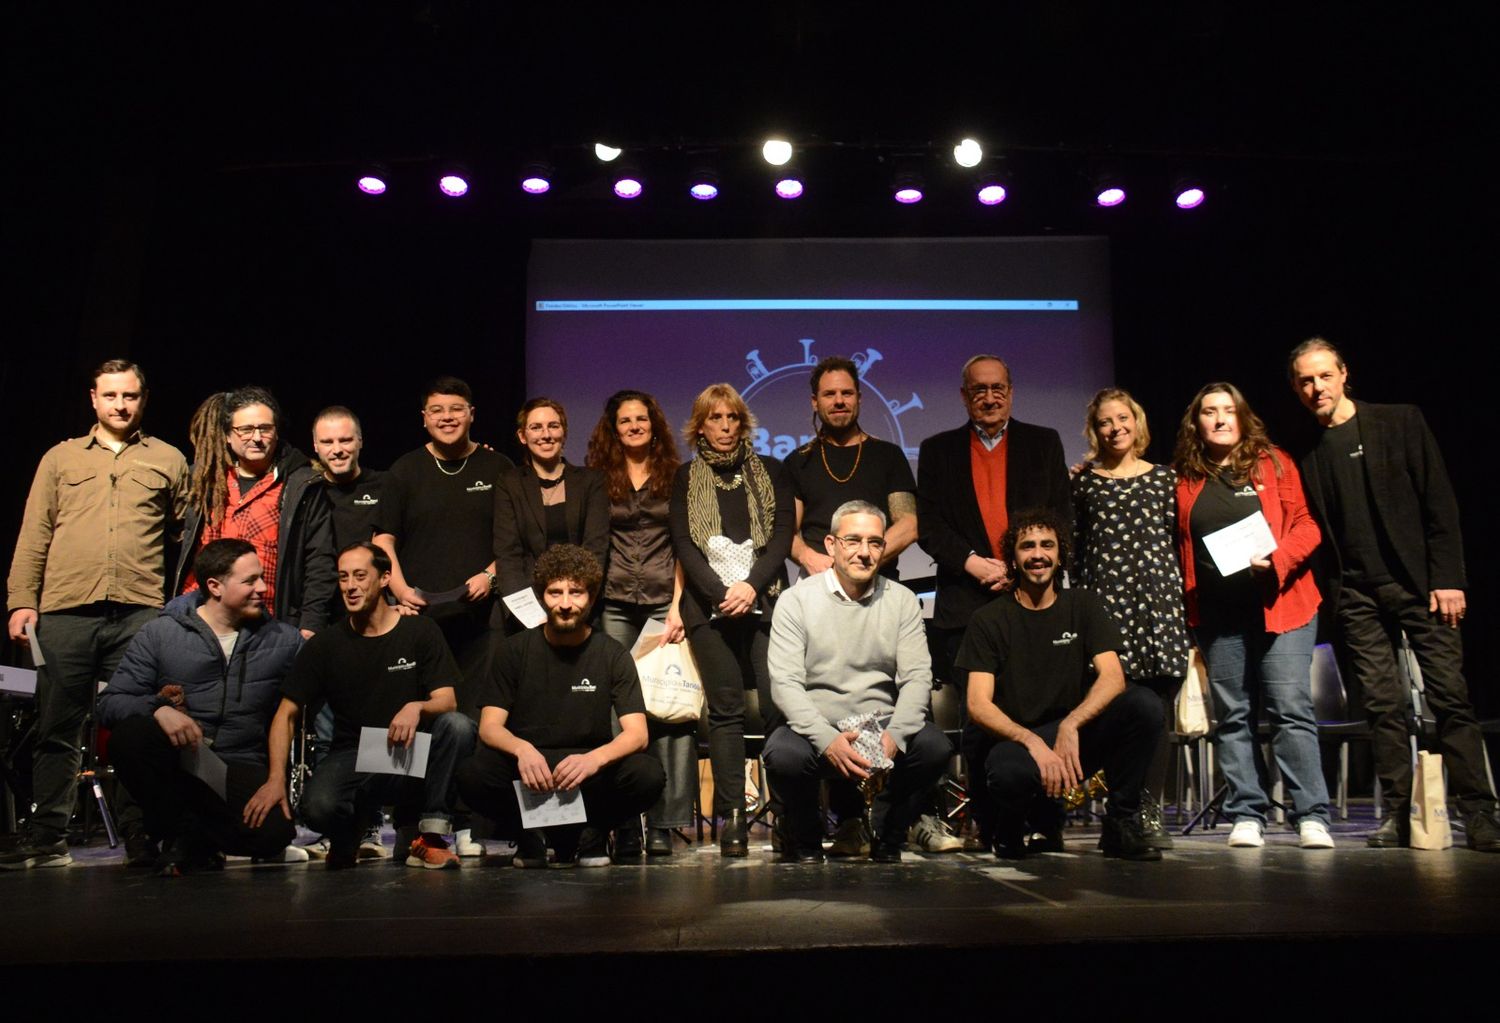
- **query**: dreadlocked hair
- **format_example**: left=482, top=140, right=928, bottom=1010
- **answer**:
left=187, top=392, right=233, bottom=528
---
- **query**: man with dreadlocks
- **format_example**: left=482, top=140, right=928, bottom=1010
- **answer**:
left=171, top=386, right=336, bottom=639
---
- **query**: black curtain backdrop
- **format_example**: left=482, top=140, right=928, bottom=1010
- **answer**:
left=3, top=6, right=1495, bottom=715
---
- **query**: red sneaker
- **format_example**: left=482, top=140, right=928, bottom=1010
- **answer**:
left=405, top=834, right=459, bottom=870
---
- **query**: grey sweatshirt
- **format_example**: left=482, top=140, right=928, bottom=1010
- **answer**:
left=767, top=572, right=933, bottom=753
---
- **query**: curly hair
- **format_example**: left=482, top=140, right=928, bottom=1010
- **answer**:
left=585, top=389, right=681, bottom=503
left=1000, top=507, right=1073, bottom=579
left=1082, top=387, right=1151, bottom=462
left=532, top=543, right=603, bottom=597
left=1173, top=381, right=1282, bottom=484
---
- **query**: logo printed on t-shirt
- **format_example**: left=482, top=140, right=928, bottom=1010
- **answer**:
left=1234, top=485, right=1257, bottom=498
left=571, top=677, right=597, bottom=693
left=1052, top=631, right=1078, bottom=646
left=466, top=480, right=493, bottom=493
left=1348, top=444, right=1365, bottom=459
left=354, top=493, right=380, bottom=506
left=387, top=657, right=417, bottom=672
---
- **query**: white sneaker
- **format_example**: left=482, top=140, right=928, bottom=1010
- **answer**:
left=454, top=828, right=484, bottom=857
left=357, top=827, right=388, bottom=860
left=907, top=814, right=964, bottom=853
left=1227, top=820, right=1265, bottom=848
left=1299, top=819, right=1336, bottom=849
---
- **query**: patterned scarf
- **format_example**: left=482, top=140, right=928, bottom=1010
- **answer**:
left=687, top=436, right=777, bottom=566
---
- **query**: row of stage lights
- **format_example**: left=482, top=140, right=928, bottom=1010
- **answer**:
left=353, top=137, right=1208, bottom=210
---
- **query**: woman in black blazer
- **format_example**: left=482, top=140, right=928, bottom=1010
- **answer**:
left=493, top=398, right=610, bottom=628
left=669, top=383, right=793, bottom=857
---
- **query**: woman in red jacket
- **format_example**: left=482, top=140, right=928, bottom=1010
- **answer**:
left=1174, top=383, right=1334, bottom=850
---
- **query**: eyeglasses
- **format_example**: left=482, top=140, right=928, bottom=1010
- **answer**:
left=965, top=384, right=1011, bottom=398
left=833, top=535, right=886, bottom=554
left=229, top=424, right=276, bottom=439
left=424, top=404, right=472, bottom=418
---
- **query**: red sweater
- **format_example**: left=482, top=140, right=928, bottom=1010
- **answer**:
left=1176, top=448, right=1322, bottom=634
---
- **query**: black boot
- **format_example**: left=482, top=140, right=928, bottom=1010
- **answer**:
left=1139, top=791, right=1175, bottom=850
left=613, top=820, right=644, bottom=861
left=645, top=827, right=674, bottom=857
left=1366, top=814, right=1410, bottom=848
left=1101, top=815, right=1162, bottom=862
left=720, top=809, right=748, bottom=857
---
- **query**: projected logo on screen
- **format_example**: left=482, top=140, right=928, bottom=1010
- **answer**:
left=742, top=338, right=923, bottom=461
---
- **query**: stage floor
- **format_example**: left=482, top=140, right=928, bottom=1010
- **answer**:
left=4, top=810, right=1498, bottom=994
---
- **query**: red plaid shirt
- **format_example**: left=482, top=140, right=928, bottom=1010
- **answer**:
left=183, top=468, right=285, bottom=616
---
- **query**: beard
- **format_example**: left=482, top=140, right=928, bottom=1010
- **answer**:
left=548, top=609, right=585, bottom=632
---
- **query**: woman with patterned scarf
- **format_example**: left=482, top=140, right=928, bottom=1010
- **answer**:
left=669, top=383, right=793, bottom=856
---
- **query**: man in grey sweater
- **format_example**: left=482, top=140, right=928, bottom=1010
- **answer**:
left=766, top=500, right=952, bottom=862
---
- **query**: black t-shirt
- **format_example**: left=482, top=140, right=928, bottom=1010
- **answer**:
left=375, top=446, right=514, bottom=591
left=281, top=615, right=461, bottom=751
left=1314, top=418, right=1395, bottom=586
left=1189, top=471, right=1263, bottom=628
left=479, top=629, right=645, bottom=750
left=323, top=469, right=388, bottom=551
left=786, top=436, right=915, bottom=576
left=954, top=588, right=1122, bottom=728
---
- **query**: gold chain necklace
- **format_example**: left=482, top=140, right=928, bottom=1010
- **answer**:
left=820, top=435, right=863, bottom=484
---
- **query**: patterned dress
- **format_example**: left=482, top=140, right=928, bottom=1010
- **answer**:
left=1071, top=464, right=1191, bottom=681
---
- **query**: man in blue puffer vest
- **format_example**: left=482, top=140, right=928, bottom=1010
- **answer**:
left=99, top=538, right=304, bottom=874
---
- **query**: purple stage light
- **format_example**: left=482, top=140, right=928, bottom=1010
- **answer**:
left=439, top=175, right=469, bottom=197
left=689, top=182, right=719, bottom=200
left=977, top=183, right=1007, bottom=206
left=521, top=176, right=551, bottom=194
left=614, top=177, right=643, bottom=199
left=1175, top=187, right=1205, bottom=209
left=894, top=187, right=923, bottom=204
left=774, top=177, right=803, bottom=199
left=1096, top=186, right=1126, bottom=207
left=357, top=176, right=387, bottom=195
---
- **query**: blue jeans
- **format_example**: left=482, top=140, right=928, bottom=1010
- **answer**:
left=1198, top=618, right=1330, bottom=827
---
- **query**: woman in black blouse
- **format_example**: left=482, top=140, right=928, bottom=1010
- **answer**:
left=586, top=389, right=691, bottom=857
left=670, top=383, right=793, bottom=856
left=493, top=398, right=610, bottom=630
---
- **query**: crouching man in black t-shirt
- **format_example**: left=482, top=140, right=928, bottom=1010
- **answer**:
left=456, top=544, right=665, bottom=868
left=257, top=542, right=478, bottom=870
left=955, top=509, right=1162, bottom=861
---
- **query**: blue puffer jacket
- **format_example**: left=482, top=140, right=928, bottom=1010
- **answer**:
left=98, top=593, right=304, bottom=766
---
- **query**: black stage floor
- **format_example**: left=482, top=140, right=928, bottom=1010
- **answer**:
left=4, top=810, right=1498, bottom=1006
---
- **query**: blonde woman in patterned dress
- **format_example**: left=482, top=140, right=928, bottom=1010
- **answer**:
left=1071, top=388, right=1190, bottom=847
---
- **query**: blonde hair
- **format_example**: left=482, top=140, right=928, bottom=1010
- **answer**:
left=1083, top=387, right=1151, bottom=462
left=683, top=383, right=756, bottom=446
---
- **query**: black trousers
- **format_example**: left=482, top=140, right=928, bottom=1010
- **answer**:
left=962, top=685, right=1162, bottom=843
left=688, top=616, right=782, bottom=817
left=764, top=722, right=953, bottom=845
left=106, top=715, right=295, bottom=857
left=1337, top=580, right=1497, bottom=815
left=455, top=745, right=665, bottom=839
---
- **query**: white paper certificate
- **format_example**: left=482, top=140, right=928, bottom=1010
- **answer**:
left=629, top=618, right=667, bottom=659
left=355, top=726, right=431, bottom=778
left=179, top=743, right=229, bottom=801
left=502, top=587, right=548, bottom=629
left=513, top=781, right=587, bottom=829
left=1202, top=511, right=1278, bottom=577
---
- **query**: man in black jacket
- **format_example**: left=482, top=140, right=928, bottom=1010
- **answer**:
left=917, top=355, right=1072, bottom=689
left=1290, top=338, right=1499, bottom=851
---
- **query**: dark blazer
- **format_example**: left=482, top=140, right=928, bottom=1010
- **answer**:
left=917, top=419, right=1071, bottom=631
left=492, top=461, right=610, bottom=603
left=1294, top=401, right=1465, bottom=603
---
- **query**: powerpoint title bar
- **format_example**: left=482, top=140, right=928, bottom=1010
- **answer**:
left=535, top=298, right=1079, bottom=312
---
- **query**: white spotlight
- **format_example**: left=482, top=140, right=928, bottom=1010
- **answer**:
left=594, top=142, right=623, bottom=163
left=762, top=138, right=793, bottom=166
left=953, top=138, right=983, bottom=168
